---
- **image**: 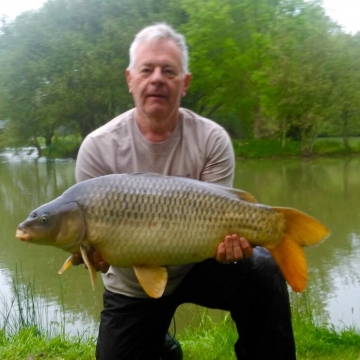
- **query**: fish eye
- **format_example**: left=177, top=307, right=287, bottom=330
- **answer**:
left=40, top=215, right=48, bottom=223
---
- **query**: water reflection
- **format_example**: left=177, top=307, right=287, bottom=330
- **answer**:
left=1, top=155, right=360, bottom=334
left=234, top=157, right=360, bottom=329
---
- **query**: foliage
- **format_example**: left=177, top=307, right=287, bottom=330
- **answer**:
left=42, top=134, right=82, bottom=159
left=232, top=138, right=301, bottom=158
left=0, top=0, right=360, bottom=154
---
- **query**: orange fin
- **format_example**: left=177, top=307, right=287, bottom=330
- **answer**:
left=80, top=245, right=97, bottom=291
left=58, top=255, right=73, bottom=274
left=267, top=237, right=307, bottom=292
left=268, top=207, right=330, bottom=292
left=228, top=188, right=257, bottom=203
left=273, top=207, right=330, bottom=246
left=133, top=265, right=168, bottom=298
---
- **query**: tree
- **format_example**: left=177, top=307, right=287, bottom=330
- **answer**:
left=259, top=0, right=336, bottom=153
left=325, top=32, right=360, bottom=149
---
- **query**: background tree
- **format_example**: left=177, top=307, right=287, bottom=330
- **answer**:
left=0, top=0, right=359, bottom=153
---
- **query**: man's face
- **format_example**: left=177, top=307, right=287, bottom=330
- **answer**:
left=126, top=39, right=191, bottom=121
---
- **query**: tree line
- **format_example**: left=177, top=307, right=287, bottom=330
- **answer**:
left=0, top=0, right=359, bottom=155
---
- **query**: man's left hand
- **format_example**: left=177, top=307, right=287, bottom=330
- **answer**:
left=215, top=234, right=253, bottom=263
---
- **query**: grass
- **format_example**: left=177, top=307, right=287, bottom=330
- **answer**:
left=3, top=136, right=359, bottom=160
left=293, top=318, right=360, bottom=360
left=2, top=267, right=357, bottom=359
left=232, top=138, right=301, bottom=158
left=232, top=137, right=360, bottom=159
left=179, top=305, right=360, bottom=360
left=0, top=328, right=95, bottom=360
left=2, top=275, right=360, bottom=359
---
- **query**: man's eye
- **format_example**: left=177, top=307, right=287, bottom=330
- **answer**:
left=164, top=69, right=175, bottom=76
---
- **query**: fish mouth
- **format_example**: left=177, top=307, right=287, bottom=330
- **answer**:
left=16, top=229, right=31, bottom=242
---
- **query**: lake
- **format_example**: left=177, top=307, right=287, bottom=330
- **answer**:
left=1, top=150, right=360, bottom=336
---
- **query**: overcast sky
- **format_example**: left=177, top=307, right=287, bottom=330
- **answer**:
left=0, top=0, right=359, bottom=34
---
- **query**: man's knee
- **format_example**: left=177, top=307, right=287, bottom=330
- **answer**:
left=253, top=247, right=281, bottom=272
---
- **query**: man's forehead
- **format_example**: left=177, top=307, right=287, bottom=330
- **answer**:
left=135, top=39, right=182, bottom=63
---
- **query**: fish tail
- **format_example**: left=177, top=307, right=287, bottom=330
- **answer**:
left=267, top=207, right=330, bottom=293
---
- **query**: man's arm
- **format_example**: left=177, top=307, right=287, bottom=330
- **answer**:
left=201, top=128, right=253, bottom=263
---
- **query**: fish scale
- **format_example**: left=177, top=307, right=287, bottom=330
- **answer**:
left=61, top=174, right=284, bottom=266
left=16, top=173, right=330, bottom=297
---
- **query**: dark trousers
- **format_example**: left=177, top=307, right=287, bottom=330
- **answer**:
left=96, top=247, right=296, bottom=360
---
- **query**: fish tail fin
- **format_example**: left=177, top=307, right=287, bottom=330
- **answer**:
left=268, top=207, right=330, bottom=293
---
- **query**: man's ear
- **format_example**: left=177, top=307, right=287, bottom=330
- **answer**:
left=126, top=69, right=132, bottom=93
left=182, top=73, right=192, bottom=96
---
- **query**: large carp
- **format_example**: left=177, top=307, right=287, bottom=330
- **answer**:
left=16, top=173, right=329, bottom=298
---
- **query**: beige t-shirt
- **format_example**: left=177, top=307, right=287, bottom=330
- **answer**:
left=76, top=107, right=235, bottom=297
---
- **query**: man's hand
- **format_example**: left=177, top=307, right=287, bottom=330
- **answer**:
left=71, top=250, right=110, bottom=273
left=215, top=234, right=253, bottom=263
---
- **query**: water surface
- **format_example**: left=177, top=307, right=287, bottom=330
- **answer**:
left=1, top=152, right=359, bottom=334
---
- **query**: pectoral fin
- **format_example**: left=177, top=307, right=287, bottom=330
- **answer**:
left=133, top=265, right=168, bottom=298
left=80, top=245, right=97, bottom=291
left=58, top=255, right=74, bottom=274
left=58, top=248, right=97, bottom=291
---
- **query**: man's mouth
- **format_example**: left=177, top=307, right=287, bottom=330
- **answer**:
left=147, top=94, right=167, bottom=99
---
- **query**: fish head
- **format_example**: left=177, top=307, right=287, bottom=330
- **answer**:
left=16, top=200, right=85, bottom=252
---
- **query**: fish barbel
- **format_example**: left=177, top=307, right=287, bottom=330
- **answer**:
left=15, top=173, right=329, bottom=298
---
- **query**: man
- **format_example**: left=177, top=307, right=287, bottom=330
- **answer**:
left=75, top=23, right=296, bottom=360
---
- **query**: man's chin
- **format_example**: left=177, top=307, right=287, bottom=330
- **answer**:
left=144, top=105, right=173, bottom=118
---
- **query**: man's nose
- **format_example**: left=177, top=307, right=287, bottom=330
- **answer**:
left=150, top=67, right=164, bottom=84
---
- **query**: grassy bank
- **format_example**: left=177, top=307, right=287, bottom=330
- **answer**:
left=232, top=137, right=360, bottom=158
left=1, top=279, right=360, bottom=360
left=4, top=136, right=358, bottom=160
left=1, top=311, right=360, bottom=359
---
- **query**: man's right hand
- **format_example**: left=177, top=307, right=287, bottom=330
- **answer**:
left=71, top=250, right=110, bottom=273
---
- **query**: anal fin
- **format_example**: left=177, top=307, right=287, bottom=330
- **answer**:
left=133, top=265, right=168, bottom=298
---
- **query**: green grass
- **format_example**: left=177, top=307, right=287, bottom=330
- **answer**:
left=293, top=318, right=360, bottom=360
left=0, top=328, right=95, bottom=360
left=3, top=135, right=360, bottom=160
left=232, top=138, right=301, bottom=158
left=1, top=314, right=360, bottom=360
left=2, top=270, right=360, bottom=359
left=232, top=137, right=360, bottom=159
left=179, top=313, right=238, bottom=359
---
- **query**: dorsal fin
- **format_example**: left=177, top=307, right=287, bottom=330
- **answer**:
left=226, top=188, right=257, bottom=203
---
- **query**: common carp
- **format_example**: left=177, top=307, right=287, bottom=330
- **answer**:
left=16, top=173, right=329, bottom=298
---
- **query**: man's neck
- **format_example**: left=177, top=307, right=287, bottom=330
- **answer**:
left=135, top=109, right=179, bottom=143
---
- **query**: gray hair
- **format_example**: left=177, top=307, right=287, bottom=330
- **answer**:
left=128, top=23, right=189, bottom=74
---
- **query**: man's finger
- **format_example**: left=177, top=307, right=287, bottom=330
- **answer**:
left=239, top=237, right=253, bottom=258
left=216, top=242, right=226, bottom=263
